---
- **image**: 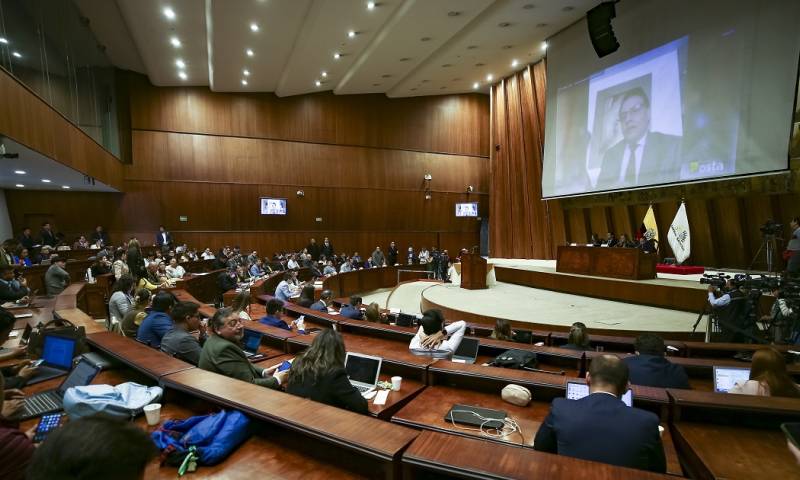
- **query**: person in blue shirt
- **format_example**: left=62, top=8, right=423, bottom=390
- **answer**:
left=339, top=296, right=363, bottom=320
left=259, top=299, right=291, bottom=330
left=136, top=291, right=176, bottom=348
left=249, top=258, right=266, bottom=277
left=275, top=272, right=298, bottom=302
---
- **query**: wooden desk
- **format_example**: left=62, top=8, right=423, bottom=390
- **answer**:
left=242, top=320, right=302, bottom=351
left=323, top=265, right=429, bottom=299
left=557, top=245, right=657, bottom=280
left=87, top=331, right=196, bottom=379
left=402, top=430, right=674, bottom=480
left=172, top=269, right=226, bottom=304
left=682, top=341, right=796, bottom=358
left=337, top=317, right=417, bottom=342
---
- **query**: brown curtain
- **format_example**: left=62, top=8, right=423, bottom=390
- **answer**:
left=490, top=60, right=564, bottom=258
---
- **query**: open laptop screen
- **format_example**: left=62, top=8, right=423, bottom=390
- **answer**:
left=453, top=337, right=479, bottom=360
left=242, top=329, right=262, bottom=354
left=58, top=359, right=101, bottom=395
left=345, top=353, right=381, bottom=385
left=713, top=366, right=751, bottom=393
left=566, top=381, right=633, bottom=407
left=42, top=335, right=77, bottom=369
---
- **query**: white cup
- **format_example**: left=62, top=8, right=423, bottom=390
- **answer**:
left=143, top=403, right=162, bottom=426
left=391, top=376, right=402, bottom=391
left=658, top=425, right=665, bottom=437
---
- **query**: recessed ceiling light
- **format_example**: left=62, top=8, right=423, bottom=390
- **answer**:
left=163, top=7, right=175, bottom=20
left=12, top=51, right=21, bottom=58
left=315, top=80, right=321, bottom=87
left=541, top=41, right=548, bottom=51
left=348, top=30, right=356, bottom=38
left=0, top=37, right=8, bottom=44
left=367, top=1, right=375, bottom=10
left=473, top=82, right=479, bottom=89
left=246, top=48, right=254, bottom=57
left=170, top=36, right=181, bottom=48
left=241, top=79, right=248, bottom=86
left=486, top=74, right=493, bottom=82
left=175, top=59, right=185, bottom=69
left=243, top=69, right=250, bottom=76
left=511, top=59, right=519, bottom=67
left=178, top=71, right=187, bottom=80
left=321, top=71, right=327, bottom=77
left=15, top=184, right=23, bottom=188
left=13, top=170, right=25, bottom=175
left=41, top=179, right=51, bottom=183
left=62, top=185, right=70, bottom=189
left=250, top=22, right=259, bottom=32
left=333, top=52, right=341, bottom=59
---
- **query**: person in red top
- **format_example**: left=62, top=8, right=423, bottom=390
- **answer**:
left=0, top=373, right=35, bottom=480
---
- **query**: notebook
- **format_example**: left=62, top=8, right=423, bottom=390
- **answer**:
left=566, top=381, right=633, bottom=407
left=344, top=352, right=382, bottom=394
left=25, top=335, right=78, bottom=385
left=713, top=366, right=751, bottom=393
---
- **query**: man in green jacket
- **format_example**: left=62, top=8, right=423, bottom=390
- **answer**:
left=199, top=307, right=287, bottom=389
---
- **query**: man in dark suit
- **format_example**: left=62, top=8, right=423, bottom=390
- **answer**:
left=90, top=225, right=110, bottom=246
left=321, top=237, right=334, bottom=259
left=534, top=354, right=666, bottom=473
left=596, top=88, right=681, bottom=191
left=386, top=242, right=399, bottom=266
left=18, top=227, right=35, bottom=250
left=339, top=296, right=363, bottom=320
left=155, top=226, right=172, bottom=251
left=310, top=290, right=332, bottom=313
left=623, top=334, right=689, bottom=389
left=0, top=266, right=29, bottom=302
left=38, top=223, right=57, bottom=247
left=306, top=238, right=321, bottom=262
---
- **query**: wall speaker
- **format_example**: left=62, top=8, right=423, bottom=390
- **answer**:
left=587, top=1, right=620, bottom=58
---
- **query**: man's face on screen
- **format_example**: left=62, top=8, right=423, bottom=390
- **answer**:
left=618, top=94, right=649, bottom=143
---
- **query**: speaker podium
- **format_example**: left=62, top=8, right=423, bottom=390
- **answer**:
left=460, top=254, right=488, bottom=290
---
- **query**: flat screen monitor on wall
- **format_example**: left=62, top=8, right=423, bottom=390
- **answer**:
left=541, top=0, right=800, bottom=198
left=455, top=202, right=478, bottom=217
left=260, top=198, right=287, bottom=215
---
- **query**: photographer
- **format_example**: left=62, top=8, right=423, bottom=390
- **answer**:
left=707, top=279, right=752, bottom=343
left=761, top=287, right=796, bottom=343
left=787, top=217, right=800, bottom=274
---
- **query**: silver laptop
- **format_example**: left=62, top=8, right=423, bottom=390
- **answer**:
left=452, top=337, right=480, bottom=364
left=344, top=352, right=382, bottom=394
left=713, top=366, right=750, bottom=393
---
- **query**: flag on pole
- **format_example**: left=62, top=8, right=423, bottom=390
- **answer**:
left=668, top=202, right=691, bottom=264
left=637, top=205, right=659, bottom=246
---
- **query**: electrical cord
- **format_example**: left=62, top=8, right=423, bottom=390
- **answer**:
left=448, top=410, right=524, bottom=443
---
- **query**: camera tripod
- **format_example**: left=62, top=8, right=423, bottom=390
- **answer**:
left=748, top=233, right=780, bottom=272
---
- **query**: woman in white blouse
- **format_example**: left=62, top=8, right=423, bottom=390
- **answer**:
left=729, top=347, right=800, bottom=398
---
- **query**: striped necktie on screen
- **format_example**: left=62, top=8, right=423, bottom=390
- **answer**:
left=624, top=143, right=639, bottom=184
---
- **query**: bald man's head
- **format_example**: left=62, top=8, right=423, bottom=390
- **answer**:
left=587, top=354, right=629, bottom=396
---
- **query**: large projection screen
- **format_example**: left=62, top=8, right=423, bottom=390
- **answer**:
left=542, top=0, right=800, bottom=198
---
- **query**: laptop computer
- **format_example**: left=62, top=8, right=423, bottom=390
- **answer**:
left=25, top=335, right=78, bottom=385
left=713, top=366, right=751, bottom=393
left=241, top=329, right=265, bottom=361
left=396, top=313, right=417, bottom=327
left=512, top=330, right=533, bottom=344
left=344, top=352, right=382, bottom=394
left=452, top=337, right=480, bottom=364
left=566, top=381, right=633, bottom=407
left=445, top=404, right=506, bottom=429
left=20, top=358, right=101, bottom=421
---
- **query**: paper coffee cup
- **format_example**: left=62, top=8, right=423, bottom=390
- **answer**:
left=391, top=376, right=402, bottom=391
left=144, top=403, right=162, bottom=426
left=658, top=425, right=665, bottom=437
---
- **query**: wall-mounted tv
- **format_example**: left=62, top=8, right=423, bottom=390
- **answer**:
left=455, top=202, right=478, bottom=217
left=260, top=198, right=287, bottom=215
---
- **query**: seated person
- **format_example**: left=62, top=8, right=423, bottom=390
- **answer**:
left=249, top=259, right=266, bottom=277
left=562, top=322, right=591, bottom=351
left=0, top=308, right=38, bottom=390
left=198, top=308, right=287, bottom=389
left=135, top=291, right=175, bottom=348
left=310, top=290, right=333, bottom=312
left=0, top=266, right=29, bottom=303
left=639, top=236, right=657, bottom=254
left=27, top=416, right=156, bottom=480
left=160, top=301, right=205, bottom=365
left=729, top=347, right=800, bottom=397
left=218, top=267, right=238, bottom=294
left=409, top=309, right=466, bottom=355
left=165, top=258, right=185, bottom=279
left=286, top=328, right=368, bottom=414
left=490, top=318, right=513, bottom=341
left=364, top=302, right=383, bottom=323
left=534, top=355, right=666, bottom=472
left=231, top=291, right=252, bottom=321
left=339, top=296, right=363, bottom=320
left=322, top=261, right=337, bottom=276
left=0, top=373, right=35, bottom=480
left=13, top=249, right=32, bottom=267
left=615, top=233, right=634, bottom=248
left=622, top=334, right=689, bottom=389
left=44, top=256, right=70, bottom=295
left=296, top=284, right=315, bottom=308
left=137, top=263, right=166, bottom=291
left=275, top=272, right=299, bottom=302
left=108, top=275, right=135, bottom=326
left=259, top=299, right=292, bottom=330
left=121, top=288, right=150, bottom=338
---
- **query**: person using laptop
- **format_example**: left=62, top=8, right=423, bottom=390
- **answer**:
left=136, top=291, right=176, bottom=348
left=0, top=266, right=29, bottom=303
left=310, top=290, right=333, bottom=313
left=728, top=347, right=800, bottom=398
left=339, top=296, right=364, bottom=320
left=0, top=308, right=38, bottom=389
left=534, top=355, right=666, bottom=473
left=160, top=301, right=205, bottom=365
left=259, top=299, right=292, bottom=331
left=198, top=308, right=286, bottom=390
left=622, top=333, right=689, bottom=389
left=0, top=373, right=35, bottom=480
left=286, top=328, right=368, bottom=414
left=409, top=309, right=467, bottom=354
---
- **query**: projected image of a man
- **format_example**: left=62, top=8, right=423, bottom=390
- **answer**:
left=596, top=87, right=681, bottom=190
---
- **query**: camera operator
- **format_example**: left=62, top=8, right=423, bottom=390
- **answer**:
left=707, top=279, right=753, bottom=343
left=761, top=287, right=796, bottom=343
left=786, top=217, right=800, bottom=274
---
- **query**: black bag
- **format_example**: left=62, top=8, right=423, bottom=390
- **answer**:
left=490, top=349, right=538, bottom=370
left=27, top=313, right=89, bottom=357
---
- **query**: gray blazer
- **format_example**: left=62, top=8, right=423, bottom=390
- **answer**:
left=108, top=291, right=133, bottom=324
left=45, top=264, right=70, bottom=295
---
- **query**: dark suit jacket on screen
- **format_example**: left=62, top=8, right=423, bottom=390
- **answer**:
left=534, top=392, right=666, bottom=473
left=623, top=354, right=690, bottom=389
left=596, top=132, right=681, bottom=191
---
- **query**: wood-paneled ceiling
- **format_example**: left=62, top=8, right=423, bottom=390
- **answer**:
left=74, top=0, right=600, bottom=97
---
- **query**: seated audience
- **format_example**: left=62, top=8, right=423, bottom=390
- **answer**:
left=108, top=274, right=134, bottom=327
left=296, top=284, right=316, bottom=308
left=136, top=291, right=175, bottom=348
left=616, top=233, right=634, bottom=248
left=73, top=235, right=90, bottom=250
left=27, top=416, right=156, bottom=480
left=198, top=308, right=286, bottom=389
left=364, top=302, right=382, bottom=323
left=231, top=291, right=251, bottom=321
left=112, top=250, right=129, bottom=280
left=490, top=318, right=513, bottom=341
left=0, top=266, right=29, bottom=303
left=275, top=272, right=299, bottom=302
left=286, top=328, right=369, bottom=414
left=235, top=265, right=250, bottom=282
left=121, top=288, right=151, bottom=338
left=90, top=225, right=110, bottom=246
left=17, top=228, right=35, bottom=250
left=409, top=309, right=466, bottom=354
left=13, top=248, right=31, bottom=267
left=138, top=263, right=166, bottom=291
left=90, top=255, right=111, bottom=277
left=0, top=373, right=35, bottom=480
left=165, top=257, right=185, bottom=279
left=38, top=222, right=57, bottom=247
left=534, top=355, right=666, bottom=473
left=249, top=258, right=266, bottom=277
left=260, top=299, right=292, bottom=330
left=339, top=259, right=353, bottom=273
left=322, top=260, right=337, bottom=276
left=310, top=290, right=333, bottom=312
left=161, top=301, right=205, bottom=365
left=201, top=248, right=215, bottom=260
left=339, top=296, right=363, bottom=320
left=218, top=267, right=238, bottom=298
left=0, top=308, right=38, bottom=388
left=562, top=322, right=591, bottom=351
left=623, top=334, right=689, bottom=389
left=44, top=256, right=70, bottom=295
left=729, top=347, right=800, bottom=397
